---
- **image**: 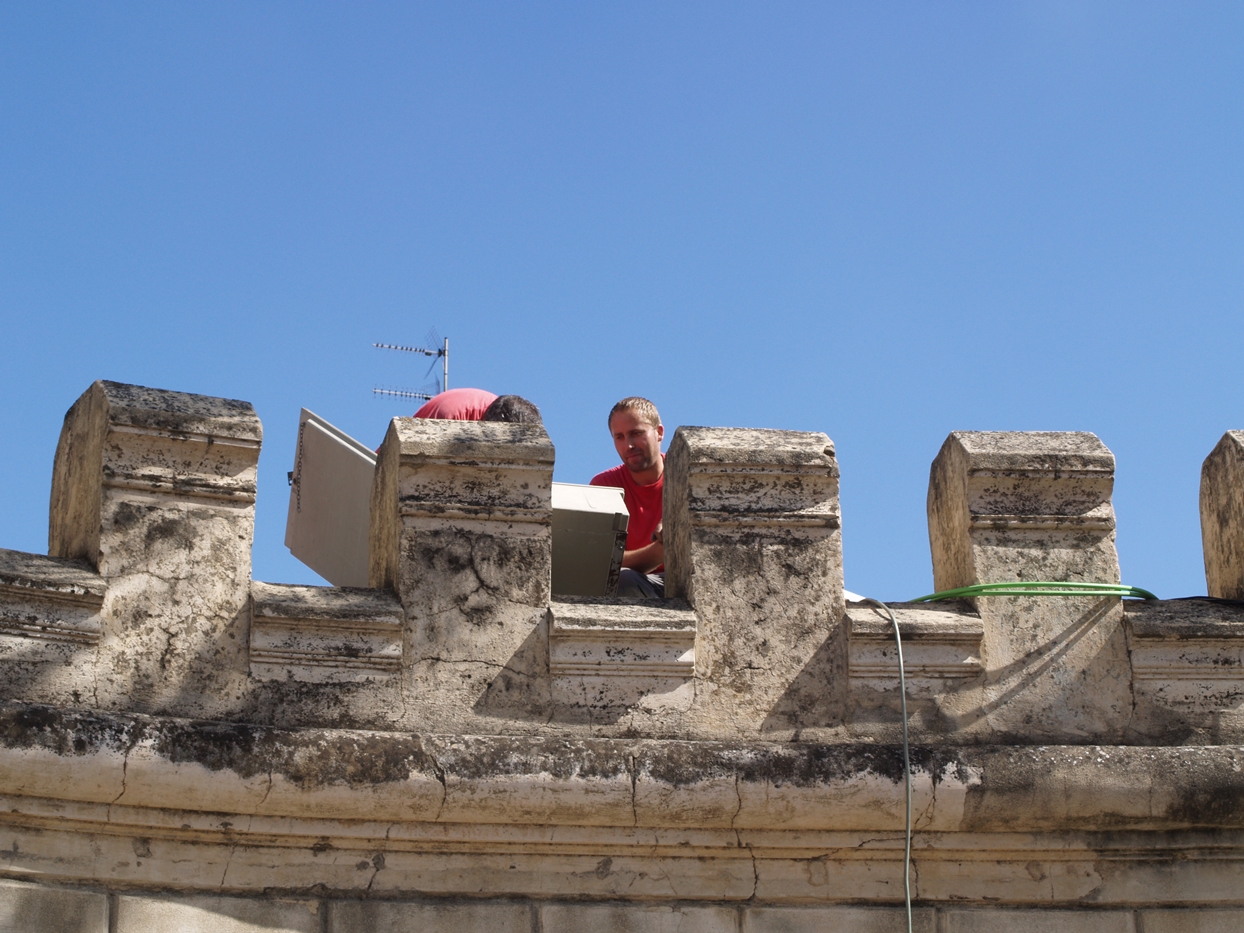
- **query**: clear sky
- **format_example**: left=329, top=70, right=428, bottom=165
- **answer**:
left=2, top=3, right=1241, bottom=600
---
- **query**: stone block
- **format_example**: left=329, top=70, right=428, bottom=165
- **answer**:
left=114, top=894, right=322, bottom=933
left=1138, top=910, right=1244, bottom=932
left=249, top=581, right=403, bottom=683
left=743, top=906, right=934, bottom=932
left=1201, top=431, right=1244, bottom=599
left=664, top=426, right=843, bottom=736
left=847, top=599, right=983, bottom=737
left=369, top=416, right=555, bottom=727
left=542, top=903, right=736, bottom=933
left=938, top=909, right=1134, bottom=932
left=43, top=380, right=261, bottom=718
left=1126, top=599, right=1244, bottom=740
left=0, top=879, right=107, bottom=933
left=549, top=597, right=696, bottom=713
left=926, top=431, right=1131, bottom=742
left=331, top=899, right=533, bottom=933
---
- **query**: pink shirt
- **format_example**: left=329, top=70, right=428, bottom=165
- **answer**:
left=414, top=388, right=498, bottom=421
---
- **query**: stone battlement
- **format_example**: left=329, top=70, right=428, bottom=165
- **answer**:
left=2, top=379, right=1244, bottom=931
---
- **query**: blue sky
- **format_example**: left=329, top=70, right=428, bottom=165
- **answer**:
left=1, top=3, right=1241, bottom=599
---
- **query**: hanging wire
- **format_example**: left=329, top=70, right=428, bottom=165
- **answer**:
left=848, top=580, right=1158, bottom=933
left=856, top=597, right=912, bottom=933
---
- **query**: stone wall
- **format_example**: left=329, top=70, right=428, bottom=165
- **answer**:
left=7, top=881, right=1244, bottom=933
left=1, top=380, right=1244, bottom=931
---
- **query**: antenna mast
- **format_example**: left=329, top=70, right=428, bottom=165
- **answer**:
left=372, top=332, right=449, bottom=402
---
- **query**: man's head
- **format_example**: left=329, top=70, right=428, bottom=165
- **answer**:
left=481, top=395, right=543, bottom=425
left=608, top=397, right=664, bottom=477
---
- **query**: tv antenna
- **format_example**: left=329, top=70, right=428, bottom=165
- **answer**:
left=372, top=329, right=449, bottom=402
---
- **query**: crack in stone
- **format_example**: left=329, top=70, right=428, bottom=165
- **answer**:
left=218, top=842, right=237, bottom=889
left=730, top=770, right=743, bottom=829
left=364, top=823, right=392, bottom=894
left=416, top=655, right=524, bottom=674
left=256, top=768, right=274, bottom=812
left=629, top=754, right=638, bottom=828
left=108, top=726, right=143, bottom=809
left=745, top=833, right=758, bottom=900
left=854, top=836, right=896, bottom=849
left=428, top=752, right=447, bottom=821
left=916, top=763, right=936, bottom=830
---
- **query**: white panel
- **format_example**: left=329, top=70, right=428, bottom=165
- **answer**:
left=551, top=482, right=628, bottom=597
left=284, top=410, right=376, bottom=587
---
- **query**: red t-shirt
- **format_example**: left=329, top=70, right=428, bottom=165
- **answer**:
left=414, top=388, right=498, bottom=421
left=590, top=462, right=664, bottom=557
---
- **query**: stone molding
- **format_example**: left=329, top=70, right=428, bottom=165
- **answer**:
left=249, top=582, right=403, bottom=683
left=548, top=598, right=696, bottom=679
left=847, top=601, right=984, bottom=687
left=548, top=597, right=697, bottom=712
left=1126, top=599, right=1244, bottom=739
left=0, top=548, right=104, bottom=647
left=0, top=701, right=1242, bottom=901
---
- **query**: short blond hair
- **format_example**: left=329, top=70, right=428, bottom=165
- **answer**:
left=608, top=397, right=661, bottom=430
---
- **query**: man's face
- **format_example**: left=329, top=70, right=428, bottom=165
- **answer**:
left=610, top=410, right=664, bottom=475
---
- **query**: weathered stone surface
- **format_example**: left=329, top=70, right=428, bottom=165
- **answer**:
left=938, top=909, right=1135, bottom=932
left=664, top=426, right=843, bottom=738
left=0, top=548, right=104, bottom=652
left=370, top=417, right=555, bottom=732
left=1139, top=910, right=1244, bottom=933
left=848, top=599, right=983, bottom=739
left=114, top=894, right=321, bottom=932
left=249, top=581, right=403, bottom=684
left=548, top=597, right=696, bottom=717
left=332, top=900, right=533, bottom=933
left=6, top=381, right=1244, bottom=919
left=743, top=906, right=935, bottom=932
left=542, top=904, right=737, bottom=932
left=1126, top=598, right=1244, bottom=743
left=0, top=878, right=107, bottom=933
left=1201, top=431, right=1244, bottom=599
left=927, top=431, right=1131, bottom=742
left=41, top=381, right=261, bottom=720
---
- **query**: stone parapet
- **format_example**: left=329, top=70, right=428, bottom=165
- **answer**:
left=24, top=382, right=262, bottom=719
left=8, top=379, right=1244, bottom=920
left=664, top=426, right=843, bottom=737
left=1201, top=430, right=1244, bottom=599
left=848, top=599, right=984, bottom=739
left=927, top=431, right=1130, bottom=742
left=369, top=416, right=556, bottom=732
left=0, top=548, right=104, bottom=650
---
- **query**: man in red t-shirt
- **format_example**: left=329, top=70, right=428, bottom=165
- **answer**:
left=413, top=389, right=544, bottom=425
left=590, top=396, right=665, bottom=598
left=414, top=388, right=498, bottom=420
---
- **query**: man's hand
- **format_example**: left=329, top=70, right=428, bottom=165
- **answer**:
left=621, top=536, right=664, bottom=573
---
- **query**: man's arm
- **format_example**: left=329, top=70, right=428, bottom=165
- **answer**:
left=621, top=524, right=663, bottom=573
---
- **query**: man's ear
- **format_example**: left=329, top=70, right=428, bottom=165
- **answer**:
left=656, top=423, right=665, bottom=442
